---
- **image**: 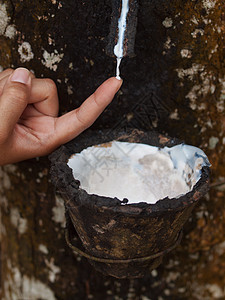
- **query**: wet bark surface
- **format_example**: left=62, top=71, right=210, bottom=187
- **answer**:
left=0, top=0, right=225, bottom=299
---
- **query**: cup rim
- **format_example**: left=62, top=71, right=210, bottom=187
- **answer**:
left=49, top=129, right=210, bottom=216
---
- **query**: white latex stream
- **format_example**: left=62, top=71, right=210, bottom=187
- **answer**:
left=114, top=0, right=129, bottom=80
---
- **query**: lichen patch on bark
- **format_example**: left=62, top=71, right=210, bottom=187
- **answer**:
left=0, top=3, right=10, bottom=36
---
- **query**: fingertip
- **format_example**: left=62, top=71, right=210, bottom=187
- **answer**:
left=111, top=76, right=123, bottom=84
left=105, top=76, right=123, bottom=91
left=114, top=76, right=123, bottom=89
left=9, top=67, right=31, bottom=85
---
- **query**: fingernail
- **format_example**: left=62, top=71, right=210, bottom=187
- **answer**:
left=10, top=68, right=31, bottom=84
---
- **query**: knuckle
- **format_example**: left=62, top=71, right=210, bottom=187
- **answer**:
left=0, top=129, right=9, bottom=144
left=44, top=78, right=57, bottom=95
left=93, top=92, right=100, bottom=107
left=7, top=84, right=28, bottom=104
left=1, top=68, right=14, bottom=74
left=75, top=109, right=89, bottom=128
left=6, top=68, right=14, bottom=73
left=0, top=134, right=6, bottom=144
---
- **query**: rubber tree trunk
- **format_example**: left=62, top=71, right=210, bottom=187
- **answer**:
left=0, top=0, right=225, bottom=299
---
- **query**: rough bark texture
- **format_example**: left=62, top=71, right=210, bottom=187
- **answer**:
left=0, top=0, right=224, bottom=299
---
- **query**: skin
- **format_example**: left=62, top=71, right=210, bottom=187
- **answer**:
left=0, top=68, right=122, bottom=165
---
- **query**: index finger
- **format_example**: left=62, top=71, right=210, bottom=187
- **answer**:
left=54, top=77, right=122, bottom=146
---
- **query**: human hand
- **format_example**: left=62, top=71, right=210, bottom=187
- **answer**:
left=0, top=68, right=122, bottom=165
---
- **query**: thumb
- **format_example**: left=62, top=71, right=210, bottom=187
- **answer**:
left=0, top=68, right=31, bottom=142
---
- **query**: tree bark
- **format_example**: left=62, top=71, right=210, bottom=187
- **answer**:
left=0, top=0, right=225, bottom=299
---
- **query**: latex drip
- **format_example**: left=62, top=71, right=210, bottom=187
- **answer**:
left=114, top=0, right=129, bottom=80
